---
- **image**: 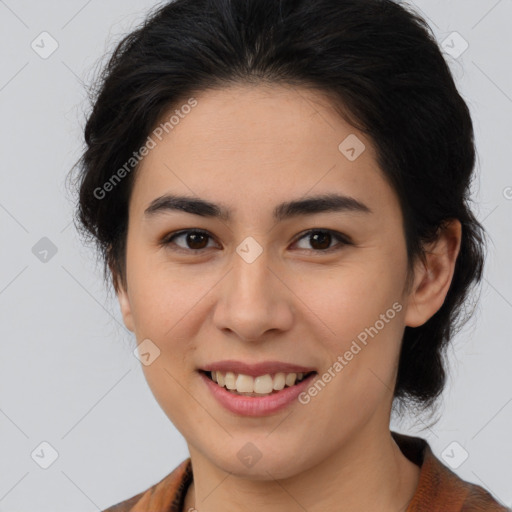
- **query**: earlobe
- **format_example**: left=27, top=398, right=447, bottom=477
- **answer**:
left=404, top=219, right=462, bottom=328
left=110, top=268, right=135, bottom=333
left=108, top=251, right=135, bottom=333
left=116, top=282, right=135, bottom=332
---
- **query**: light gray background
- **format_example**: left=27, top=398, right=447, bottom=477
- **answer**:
left=0, top=1, right=511, bottom=510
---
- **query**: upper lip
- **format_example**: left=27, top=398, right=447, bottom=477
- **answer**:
left=200, top=360, right=317, bottom=377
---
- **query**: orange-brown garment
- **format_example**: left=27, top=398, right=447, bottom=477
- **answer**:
left=102, top=432, right=509, bottom=512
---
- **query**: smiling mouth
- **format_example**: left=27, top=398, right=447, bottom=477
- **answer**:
left=200, top=369, right=317, bottom=397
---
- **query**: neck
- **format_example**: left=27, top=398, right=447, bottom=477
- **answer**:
left=182, top=426, right=420, bottom=512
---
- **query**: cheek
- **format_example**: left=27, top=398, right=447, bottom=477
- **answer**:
left=126, top=256, right=204, bottom=337
left=292, top=258, right=406, bottom=406
left=296, top=263, right=404, bottom=344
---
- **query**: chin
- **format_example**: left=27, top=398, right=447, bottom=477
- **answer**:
left=197, top=434, right=316, bottom=480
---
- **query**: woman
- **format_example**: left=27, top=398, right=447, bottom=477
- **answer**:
left=71, top=0, right=509, bottom=510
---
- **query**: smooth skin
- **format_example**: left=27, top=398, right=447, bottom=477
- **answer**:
left=114, top=84, right=461, bottom=512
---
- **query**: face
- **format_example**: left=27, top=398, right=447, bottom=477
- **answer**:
left=116, top=84, right=435, bottom=479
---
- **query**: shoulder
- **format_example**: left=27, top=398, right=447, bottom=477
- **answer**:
left=102, top=491, right=146, bottom=512
left=392, top=432, right=509, bottom=511
left=102, top=458, right=192, bottom=512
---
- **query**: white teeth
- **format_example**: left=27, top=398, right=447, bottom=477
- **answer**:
left=254, top=374, right=274, bottom=394
left=225, top=372, right=237, bottom=390
left=235, top=374, right=254, bottom=393
left=273, top=372, right=286, bottom=390
left=209, top=370, right=311, bottom=395
left=285, top=373, right=297, bottom=387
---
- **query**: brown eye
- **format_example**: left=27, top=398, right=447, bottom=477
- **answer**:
left=162, top=230, right=215, bottom=252
left=309, top=231, right=331, bottom=250
left=161, top=228, right=351, bottom=255
left=185, top=231, right=210, bottom=250
left=293, top=229, right=351, bottom=252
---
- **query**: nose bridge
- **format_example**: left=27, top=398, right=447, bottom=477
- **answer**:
left=213, top=240, right=292, bottom=340
left=230, top=242, right=275, bottom=310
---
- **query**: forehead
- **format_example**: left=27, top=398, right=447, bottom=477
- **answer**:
left=130, top=84, right=396, bottom=220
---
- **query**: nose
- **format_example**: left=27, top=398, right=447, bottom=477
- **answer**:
left=212, top=247, right=294, bottom=342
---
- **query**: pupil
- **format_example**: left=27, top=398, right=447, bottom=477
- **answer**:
left=311, top=231, right=331, bottom=250
left=188, top=232, right=207, bottom=249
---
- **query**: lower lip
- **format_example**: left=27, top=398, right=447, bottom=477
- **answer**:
left=199, top=371, right=317, bottom=417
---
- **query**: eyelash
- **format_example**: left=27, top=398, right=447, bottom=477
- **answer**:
left=160, top=229, right=352, bottom=254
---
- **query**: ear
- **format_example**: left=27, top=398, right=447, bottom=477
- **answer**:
left=108, top=258, right=135, bottom=333
left=404, top=219, right=462, bottom=328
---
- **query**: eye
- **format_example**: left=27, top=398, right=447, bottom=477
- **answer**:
left=292, top=229, right=352, bottom=253
left=160, top=229, right=352, bottom=253
left=161, top=229, right=217, bottom=252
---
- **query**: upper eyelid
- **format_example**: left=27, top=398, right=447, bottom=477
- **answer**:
left=162, top=228, right=351, bottom=250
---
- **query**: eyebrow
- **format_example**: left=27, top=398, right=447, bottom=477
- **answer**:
left=144, top=193, right=372, bottom=222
